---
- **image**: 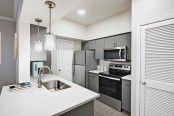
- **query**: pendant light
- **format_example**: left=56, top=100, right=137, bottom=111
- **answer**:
left=44, top=1, right=56, bottom=51
left=34, top=18, right=43, bottom=52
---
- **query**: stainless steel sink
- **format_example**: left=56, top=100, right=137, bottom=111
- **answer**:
left=42, top=80, right=71, bottom=92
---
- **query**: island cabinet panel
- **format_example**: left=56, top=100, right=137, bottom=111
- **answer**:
left=88, top=73, right=99, bottom=93
left=95, top=39, right=104, bottom=59
left=82, top=40, right=96, bottom=50
left=122, top=79, right=131, bottom=112
left=104, top=36, right=115, bottom=48
left=60, top=101, right=94, bottom=116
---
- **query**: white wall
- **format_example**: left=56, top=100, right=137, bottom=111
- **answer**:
left=73, top=41, right=81, bottom=51
left=51, top=10, right=131, bottom=41
left=131, top=0, right=174, bottom=116
left=16, top=0, right=23, bottom=83
left=51, top=18, right=88, bottom=40
left=88, top=10, right=131, bottom=40
left=17, top=22, right=30, bottom=83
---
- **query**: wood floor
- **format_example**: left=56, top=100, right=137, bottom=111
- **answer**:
left=94, top=100, right=130, bottom=116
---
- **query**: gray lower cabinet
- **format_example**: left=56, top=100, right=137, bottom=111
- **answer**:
left=122, top=79, right=131, bottom=112
left=88, top=73, right=99, bottom=93
left=82, top=40, right=96, bottom=50
left=95, top=39, right=104, bottom=59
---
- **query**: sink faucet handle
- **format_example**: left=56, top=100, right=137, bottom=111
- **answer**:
left=37, top=81, right=42, bottom=88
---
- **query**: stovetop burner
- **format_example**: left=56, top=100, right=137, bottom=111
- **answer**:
left=99, top=63, right=131, bottom=78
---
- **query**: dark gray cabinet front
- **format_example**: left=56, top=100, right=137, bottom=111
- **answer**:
left=114, top=34, right=128, bottom=47
left=122, top=79, right=131, bottom=112
left=82, top=40, right=95, bottom=50
left=95, top=39, right=104, bottom=59
left=127, top=33, right=131, bottom=60
left=104, top=36, right=115, bottom=48
left=88, top=73, right=99, bottom=93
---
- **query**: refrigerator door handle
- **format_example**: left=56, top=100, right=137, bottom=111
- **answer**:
left=73, top=53, right=75, bottom=77
left=73, top=65, right=75, bottom=76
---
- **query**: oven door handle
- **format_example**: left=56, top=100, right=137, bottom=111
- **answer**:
left=99, top=75, right=120, bottom=81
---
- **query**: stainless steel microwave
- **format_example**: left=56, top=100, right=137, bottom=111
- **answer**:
left=104, top=46, right=127, bottom=61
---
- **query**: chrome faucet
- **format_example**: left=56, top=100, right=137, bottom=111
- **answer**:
left=38, top=66, right=52, bottom=88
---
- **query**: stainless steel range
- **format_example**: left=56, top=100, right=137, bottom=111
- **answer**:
left=98, top=63, right=131, bottom=111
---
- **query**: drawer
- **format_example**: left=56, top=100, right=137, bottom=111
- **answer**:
left=89, top=72, right=98, bottom=78
left=122, top=80, right=131, bottom=86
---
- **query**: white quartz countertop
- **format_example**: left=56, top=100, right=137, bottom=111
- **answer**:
left=122, top=75, right=131, bottom=81
left=89, top=70, right=105, bottom=74
left=0, top=75, right=99, bottom=116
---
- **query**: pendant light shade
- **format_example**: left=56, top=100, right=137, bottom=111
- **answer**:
left=44, top=34, right=56, bottom=50
left=34, top=18, right=43, bottom=52
left=45, top=1, right=56, bottom=51
left=34, top=40, right=43, bottom=52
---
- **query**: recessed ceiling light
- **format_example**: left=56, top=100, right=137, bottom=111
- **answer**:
left=78, top=9, right=86, bottom=15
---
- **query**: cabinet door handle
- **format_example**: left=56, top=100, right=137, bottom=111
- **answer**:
left=114, top=43, right=117, bottom=47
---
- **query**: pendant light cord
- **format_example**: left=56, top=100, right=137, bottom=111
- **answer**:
left=49, top=4, right=51, bottom=34
left=38, top=22, right=40, bottom=40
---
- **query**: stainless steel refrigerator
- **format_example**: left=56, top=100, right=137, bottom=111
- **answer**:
left=73, top=50, right=98, bottom=88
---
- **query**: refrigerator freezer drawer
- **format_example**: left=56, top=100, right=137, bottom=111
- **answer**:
left=73, top=65, right=85, bottom=87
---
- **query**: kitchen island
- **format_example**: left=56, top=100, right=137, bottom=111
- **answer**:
left=0, top=75, right=99, bottom=116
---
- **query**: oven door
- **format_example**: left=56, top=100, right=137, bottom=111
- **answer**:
left=104, top=47, right=127, bottom=61
left=99, top=75, right=121, bottom=101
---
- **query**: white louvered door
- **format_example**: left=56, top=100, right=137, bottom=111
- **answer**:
left=140, top=19, right=174, bottom=116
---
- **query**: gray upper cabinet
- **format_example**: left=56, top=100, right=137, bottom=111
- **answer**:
left=82, top=40, right=95, bottom=50
left=114, top=34, right=128, bottom=47
left=114, top=33, right=131, bottom=60
left=104, top=36, right=115, bottom=48
left=95, top=39, right=104, bottom=59
left=82, top=32, right=131, bottom=60
left=127, top=33, right=131, bottom=60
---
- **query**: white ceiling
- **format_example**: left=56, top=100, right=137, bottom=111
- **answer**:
left=64, top=0, right=131, bottom=25
left=20, top=0, right=131, bottom=26
left=20, top=0, right=85, bottom=26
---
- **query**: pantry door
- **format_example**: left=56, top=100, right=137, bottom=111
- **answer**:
left=57, top=39, right=73, bottom=82
left=140, top=18, right=174, bottom=116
